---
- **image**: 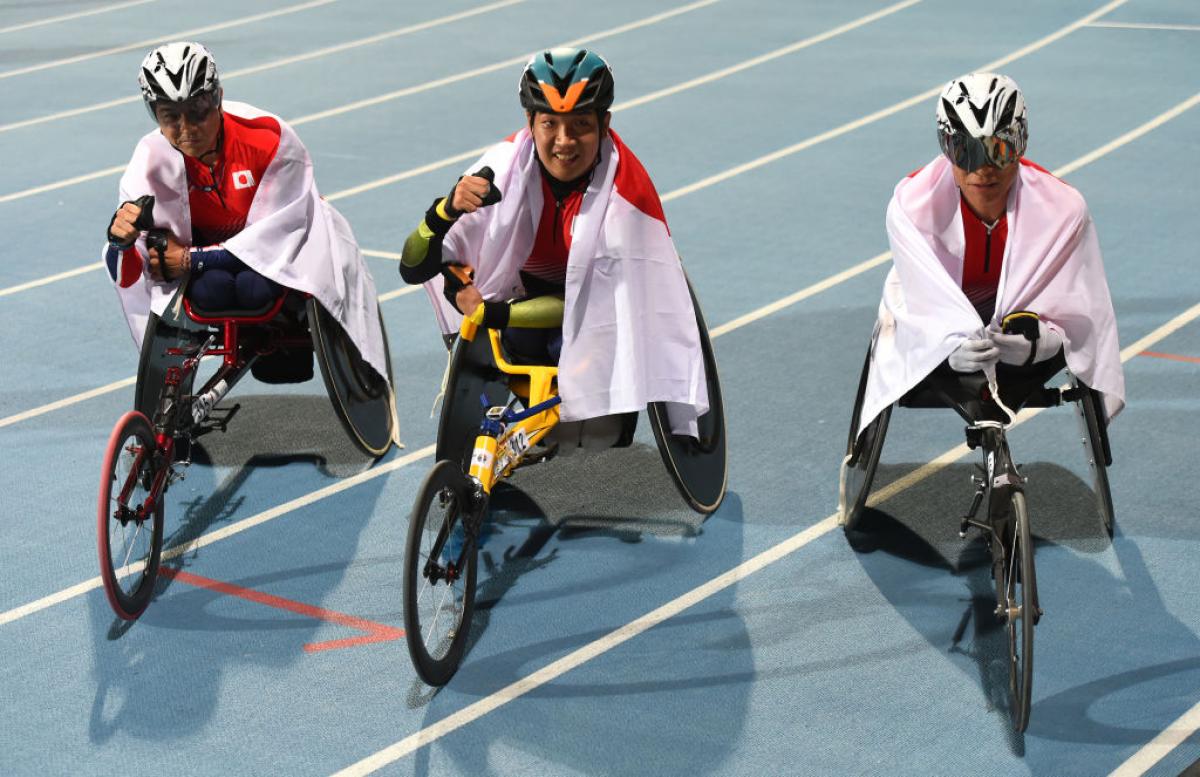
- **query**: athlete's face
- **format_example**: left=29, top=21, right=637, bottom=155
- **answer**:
left=529, top=110, right=609, bottom=182
left=952, top=160, right=1019, bottom=222
left=154, top=91, right=222, bottom=158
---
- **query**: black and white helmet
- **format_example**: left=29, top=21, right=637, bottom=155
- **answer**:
left=138, top=41, right=220, bottom=119
left=936, top=73, right=1027, bottom=172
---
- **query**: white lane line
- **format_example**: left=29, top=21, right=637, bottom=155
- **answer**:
left=333, top=515, right=844, bottom=777
left=0, top=0, right=527, bottom=134
left=291, top=0, right=721, bottom=127
left=2, top=93, right=1199, bottom=634
left=0, top=444, right=435, bottom=628
left=1089, top=20, right=1200, bottom=32
left=332, top=297, right=1200, bottom=776
left=617, top=0, right=921, bottom=112
left=1118, top=301, right=1200, bottom=361
left=0, top=376, right=136, bottom=430
left=1109, top=699, right=1200, bottom=776
left=361, top=250, right=404, bottom=260
left=0, top=248, right=397, bottom=298
left=378, top=286, right=421, bottom=303
left=0, top=0, right=338, bottom=80
left=0, top=164, right=127, bottom=204
left=0, top=0, right=719, bottom=202
left=665, top=0, right=1130, bottom=201
left=709, top=251, right=893, bottom=337
left=0, top=0, right=155, bottom=35
left=2, top=79, right=1196, bottom=431
left=0, top=262, right=102, bottom=297
left=324, top=0, right=922, bottom=201
left=1055, top=91, right=1200, bottom=177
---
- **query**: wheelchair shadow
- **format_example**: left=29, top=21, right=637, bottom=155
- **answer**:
left=846, top=460, right=1119, bottom=755
left=404, top=448, right=751, bottom=777
left=87, top=394, right=387, bottom=743
left=188, top=393, right=382, bottom=478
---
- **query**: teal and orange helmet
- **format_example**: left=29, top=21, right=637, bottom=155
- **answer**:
left=518, top=47, right=614, bottom=115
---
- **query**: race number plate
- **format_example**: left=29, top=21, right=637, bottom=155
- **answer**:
left=509, top=428, right=530, bottom=457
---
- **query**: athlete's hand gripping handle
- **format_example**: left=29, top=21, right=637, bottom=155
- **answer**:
left=106, top=194, right=157, bottom=249
left=446, top=166, right=503, bottom=217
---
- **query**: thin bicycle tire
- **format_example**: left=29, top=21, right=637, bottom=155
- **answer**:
left=403, top=460, right=478, bottom=686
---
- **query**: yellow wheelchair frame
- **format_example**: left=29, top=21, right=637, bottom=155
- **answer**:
left=457, top=302, right=563, bottom=495
left=402, top=295, right=567, bottom=686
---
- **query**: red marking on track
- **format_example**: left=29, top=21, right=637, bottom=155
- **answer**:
left=1140, top=350, right=1200, bottom=364
left=159, top=567, right=403, bottom=653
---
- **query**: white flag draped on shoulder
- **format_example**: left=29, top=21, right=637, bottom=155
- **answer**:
left=100, top=100, right=389, bottom=384
left=859, top=155, right=1125, bottom=437
left=421, top=127, right=708, bottom=428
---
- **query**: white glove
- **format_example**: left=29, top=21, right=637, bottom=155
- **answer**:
left=992, top=319, right=1063, bottom=365
left=948, top=338, right=1000, bottom=373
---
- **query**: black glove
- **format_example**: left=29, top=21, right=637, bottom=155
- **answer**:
left=106, top=194, right=156, bottom=249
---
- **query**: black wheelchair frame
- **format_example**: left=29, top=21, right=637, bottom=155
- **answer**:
left=840, top=348, right=1115, bottom=732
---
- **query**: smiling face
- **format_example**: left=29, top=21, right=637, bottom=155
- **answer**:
left=154, top=90, right=222, bottom=158
left=529, top=110, right=609, bottom=182
left=951, top=160, right=1019, bottom=223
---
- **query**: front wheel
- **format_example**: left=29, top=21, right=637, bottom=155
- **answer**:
left=97, top=411, right=165, bottom=620
left=403, top=460, right=479, bottom=686
left=998, top=489, right=1036, bottom=733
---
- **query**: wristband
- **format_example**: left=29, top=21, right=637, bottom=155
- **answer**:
left=481, top=300, right=511, bottom=330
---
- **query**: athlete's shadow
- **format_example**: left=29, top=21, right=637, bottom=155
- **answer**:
left=404, top=444, right=751, bottom=777
left=87, top=394, right=386, bottom=743
left=846, top=460, right=1116, bottom=756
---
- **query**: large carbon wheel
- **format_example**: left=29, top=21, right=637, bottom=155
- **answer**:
left=996, top=489, right=1036, bottom=733
left=97, top=411, right=164, bottom=620
left=310, top=300, right=395, bottom=458
left=403, top=460, right=478, bottom=686
left=134, top=290, right=207, bottom=421
left=648, top=281, right=727, bottom=515
left=1073, top=379, right=1114, bottom=538
left=435, top=332, right=508, bottom=468
left=840, top=347, right=891, bottom=531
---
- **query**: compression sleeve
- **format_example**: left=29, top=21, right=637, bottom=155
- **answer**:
left=399, top=197, right=458, bottom=284
left=507, top=295, right=565, bottom=328
left=189, top=245, right=244, bottom=274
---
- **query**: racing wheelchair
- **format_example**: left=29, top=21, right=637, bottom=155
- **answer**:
left=838, top=317, right=1114, bottom=732
left=402, top=277, right=726, bottom=686
left=97, top=265, right=396, bottom=621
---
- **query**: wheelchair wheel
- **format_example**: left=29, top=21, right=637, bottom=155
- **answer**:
left=309, top=300, right=395, bottom=458
left=996, top=488, right=1036, bottom=733
left=840, top=347, right=891, bottom=531
left=1074, top=381, right=1114, bottom=538
left=648, top=280, right=727, bottom=514
left=97, top=411, right=165, bottom=620
left=403, top=460, right=479, bottom=686
left=435, top=331, right=508, bottom=468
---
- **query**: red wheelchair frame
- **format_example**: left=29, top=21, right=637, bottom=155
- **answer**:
left=97, top=288, right=395, bottom=620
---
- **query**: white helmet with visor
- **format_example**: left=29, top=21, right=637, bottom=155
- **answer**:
left=936, top=73, right=1027, bottom=172
left=137, top=41, right=221, bottom=122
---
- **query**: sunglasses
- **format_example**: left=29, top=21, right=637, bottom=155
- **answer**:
left=941, top=131, right=1022, bottom=173
left=153, top=93, right=219, bottom=126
